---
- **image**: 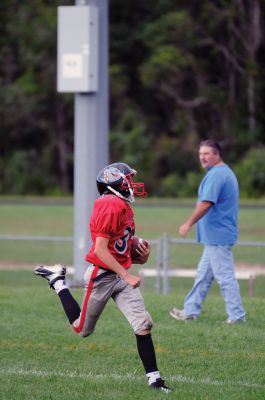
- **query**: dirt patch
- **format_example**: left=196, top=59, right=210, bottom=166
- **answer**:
left=0, top=261, right=36, bottom=270
left=235, top=263, right=265, bottom=275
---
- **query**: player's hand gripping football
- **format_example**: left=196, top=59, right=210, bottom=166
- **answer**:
left=132, top=239, right=151, bottom=265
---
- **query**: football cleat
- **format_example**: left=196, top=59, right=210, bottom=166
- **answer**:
left=150, top=378, right=172, bottom=393
left=34, top=264, right=66, bottom=289
left=170, top=307, right=197, bottom=321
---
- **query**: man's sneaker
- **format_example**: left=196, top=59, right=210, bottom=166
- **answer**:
left=150, top=378, right=172, bottom=393
left=170, top=307, right=197, bottom=321
left=34, top=264, right=66, bottom=289
left=225, top=318, right=246, bottom=324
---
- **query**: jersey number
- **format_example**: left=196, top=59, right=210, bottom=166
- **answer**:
left=114, top=227, right=132, bottom=254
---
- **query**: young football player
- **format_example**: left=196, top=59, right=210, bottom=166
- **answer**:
left=34, top=162, right=171, bottom=393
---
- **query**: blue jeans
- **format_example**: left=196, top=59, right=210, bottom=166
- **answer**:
left=184, top=245, right=246, bottom=321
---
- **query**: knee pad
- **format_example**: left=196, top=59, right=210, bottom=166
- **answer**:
left=133, top=311, right=153, bottom=334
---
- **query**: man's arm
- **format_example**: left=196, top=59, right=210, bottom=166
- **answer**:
left=94, top=236, right=140, bottom=288
left=179, top=201, right=213, bottom=237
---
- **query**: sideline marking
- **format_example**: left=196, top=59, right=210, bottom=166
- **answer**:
left=0, top=367, right=264, bottom=390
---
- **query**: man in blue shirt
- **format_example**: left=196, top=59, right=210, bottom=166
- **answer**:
left=170, top=140, right=246, bottom=323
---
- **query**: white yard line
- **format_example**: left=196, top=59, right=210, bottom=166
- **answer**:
left=0, top=367, right=264, bottom=390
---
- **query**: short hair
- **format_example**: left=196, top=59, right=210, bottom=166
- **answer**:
left=199, top=139, right=222, bottom=157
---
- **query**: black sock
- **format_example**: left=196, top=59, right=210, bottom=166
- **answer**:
left=135, top=333, right=158, bottom=373
left=58, top=288, right=81, bottom=324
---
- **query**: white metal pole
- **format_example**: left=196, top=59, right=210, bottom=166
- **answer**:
left=155, top=237, right=162, bottom=293
left=73, top=0, right=109, bottom=284
left=162, top=233, right=169, bottom=295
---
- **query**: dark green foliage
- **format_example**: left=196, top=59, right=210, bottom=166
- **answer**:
left=0, top=1, right=73, bottom=195
left=235, top=147, right=265, bottom=198
left=0, top=1, right=265, bottom=197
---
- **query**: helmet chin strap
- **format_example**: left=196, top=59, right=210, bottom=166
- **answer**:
left=106, top=185, right=135, bottom=203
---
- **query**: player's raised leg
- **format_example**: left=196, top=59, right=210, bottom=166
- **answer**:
left=34, top=264, right=81, bottom=324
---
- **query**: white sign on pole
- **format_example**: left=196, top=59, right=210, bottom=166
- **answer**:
left=62, top=54, right=83, bottom=79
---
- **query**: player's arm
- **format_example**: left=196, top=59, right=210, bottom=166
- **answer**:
left=94, top=236, right=140, bottom=288
left=179, top=201, right=213, bottom=237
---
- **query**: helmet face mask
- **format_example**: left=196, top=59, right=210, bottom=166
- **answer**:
left=97, top=162, right=147, bottom=203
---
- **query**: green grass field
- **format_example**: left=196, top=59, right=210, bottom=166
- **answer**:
left=0, top=200, right=265, bottom=399
left=0, top=270, right=264, bottom=400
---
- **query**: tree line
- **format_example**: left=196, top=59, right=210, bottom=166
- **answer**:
left=0, top=0, right=265, bottom=197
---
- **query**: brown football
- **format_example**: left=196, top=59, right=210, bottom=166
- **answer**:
left=130, top=236, right=147, bottom=260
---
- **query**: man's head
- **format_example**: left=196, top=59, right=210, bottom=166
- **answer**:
left=199, top=139, right=223, bottom=170
left=96, top=162, right=147, bottom=203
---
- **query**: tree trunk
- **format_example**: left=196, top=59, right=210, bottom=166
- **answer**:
left=247, top=76, right=256, bottom=132
left=245, top=0, right=261, bottom=132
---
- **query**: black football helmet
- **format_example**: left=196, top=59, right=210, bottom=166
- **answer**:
left=96, top=162, right=147, bottom=203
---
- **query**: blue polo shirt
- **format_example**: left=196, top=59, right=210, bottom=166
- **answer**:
left=196, top=164, right=239, bottom=245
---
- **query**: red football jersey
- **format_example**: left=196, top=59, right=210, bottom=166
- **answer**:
left=85, top=194, right=135, bottom=270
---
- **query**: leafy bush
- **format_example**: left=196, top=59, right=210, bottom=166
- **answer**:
left=160, top=170, right=203, bottom=197
left=3, top=150, right=54, bottom=195
left=235, top=147, right=265, bottom=197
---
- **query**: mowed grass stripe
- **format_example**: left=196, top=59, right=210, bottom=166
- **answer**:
left=1, top=368, right=264, bottom=390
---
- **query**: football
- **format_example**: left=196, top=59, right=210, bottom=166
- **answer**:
left=130, top=236, right=149, bottom=261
